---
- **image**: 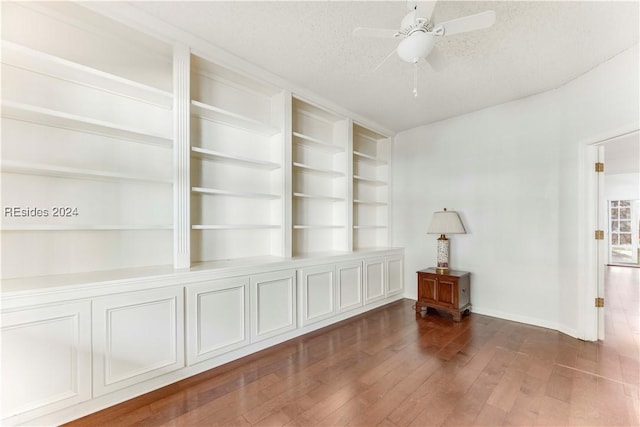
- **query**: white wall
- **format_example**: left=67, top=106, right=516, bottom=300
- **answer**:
left=605, top=174, right=640, bottom=201
left=393, top=45, right=639, bottom=337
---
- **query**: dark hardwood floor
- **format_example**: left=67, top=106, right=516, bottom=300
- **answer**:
left=67, top=267, right=639, bottom=426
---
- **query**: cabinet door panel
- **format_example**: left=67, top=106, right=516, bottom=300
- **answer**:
left=92, top=287, right=184, bottom=397
left=1, top=302, right=91, bottom=422
left=300, top=265, right=335, bottom=325
left=251, top=270, right=296, bottom=342
left=419, top=276, right=438, bottom=303
left=336, top=261, right=362, bottom=313
left=437, top=279, right=456, bottom=307
left=364, top=257, right=385, bottom=304
left=187, top=277, right=249, bottom=365
left=386, top=256, right=403, bottom=296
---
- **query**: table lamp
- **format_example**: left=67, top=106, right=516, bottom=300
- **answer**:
left=427, top=208, right=466, bottom=274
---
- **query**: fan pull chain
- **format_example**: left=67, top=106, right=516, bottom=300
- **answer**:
left=413, top=61, right=419, bottom=97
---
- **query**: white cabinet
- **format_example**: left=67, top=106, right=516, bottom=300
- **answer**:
left=1, top=250, right=401, bottom=426
left=386, top=255, right=404, bottom=297
left=186, top=277, right=250, bottom=365
left=299, top=264, right=336, bottom=325
left=336, top=260, right=363, bottom=313
left=363, top=255, right=404, bottom=304
left=1, top=301, right=91, bottom=425
left=251, top=270, right=297, bottom=342
left=92, top=287, right=184, bottom=397
left=364, top=257, right=386, bottom=304
left=300, top=259, right=366, bottom=324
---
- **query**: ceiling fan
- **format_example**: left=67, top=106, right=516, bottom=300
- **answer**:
left=353, top=1, right=496, bottom=96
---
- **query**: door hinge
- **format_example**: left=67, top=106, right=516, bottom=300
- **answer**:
left=595, top=297, right=605, bottom=308
left=595, top=162, right=605, bottom=173
left=594, top=230, right=605, bottom=240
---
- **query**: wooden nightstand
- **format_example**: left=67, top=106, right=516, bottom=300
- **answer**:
left=416, top=268, right=471, bottom=322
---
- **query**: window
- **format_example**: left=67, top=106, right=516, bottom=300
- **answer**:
left=609, top=200, right=639, bottom=264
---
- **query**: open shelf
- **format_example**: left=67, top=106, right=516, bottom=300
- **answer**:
left=352, top=123, right=390, bottom=250
left=293, top=132, right=344, bottom=153
left=293, top=162, right=345, bottom=177
left=2, top=224, right=172, bottom=231
left=354, top=199, right=388, bottom=206
left=191, top=147, right=280, bottom=170
left=191, top=100, right=280, bottom=136
left=1, top=160, right=172, bottom=184
left=294, top=192, right=345, bottom=202
left=192, top=186, right=280, bottom=200
left=291, top=97, right=349, bottom=256
left=293, top=225, right=346, bottom=229
left=353, top=175, right=388, bottom=186
left=2, top=41, right=172, bottom=108
left=2, top=101, right=172, bottom=147
left=354, top=151, right=388, bottom=165
left=189, top=52, right=285, bottom=265
left=192, top=224, right=280, bottom=230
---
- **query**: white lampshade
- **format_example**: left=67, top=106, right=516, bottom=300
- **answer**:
left=427, top=209, right=466, bottom=235
left=397, top=31, right=435, bottom=64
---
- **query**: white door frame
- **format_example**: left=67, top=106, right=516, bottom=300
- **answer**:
left=578, top=123, right=639, bottom=341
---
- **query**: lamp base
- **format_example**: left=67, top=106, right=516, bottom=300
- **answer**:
left=436, top=235, right=450, bottom=273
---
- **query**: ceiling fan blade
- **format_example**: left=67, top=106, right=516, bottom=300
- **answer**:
left=425, top=46, right=445, bottom=72
left=415, top=1, right=437, bottom=21
left=438, top=10, right=495, bottom=36
left=370, top=47, right=398, bottom=73
left=353, top=27, right=399, bottom=39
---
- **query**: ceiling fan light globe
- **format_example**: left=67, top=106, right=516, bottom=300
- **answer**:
left=397, top=31, right=434, bottom=63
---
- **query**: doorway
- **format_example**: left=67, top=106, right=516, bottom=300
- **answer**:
left=604, top=132, right=640, bottom=267
left=598, top=130, right=640, bottom=339
left=579, top=127, right=639, bottom=341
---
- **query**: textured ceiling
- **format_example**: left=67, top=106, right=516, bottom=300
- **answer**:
left=127, top=1, right=639, bottom=132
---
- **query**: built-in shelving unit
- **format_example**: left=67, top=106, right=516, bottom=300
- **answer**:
left=352, top=123, right=390, bottom=250
left=0, top=1, right=395, bottom=282
left=291, top=97, right=350, bottom=255
left=0, top=2, right=174, bottom=279
left=1, top=4, right=402, bottom=425
left=189, top=53, right=285, bottom=263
